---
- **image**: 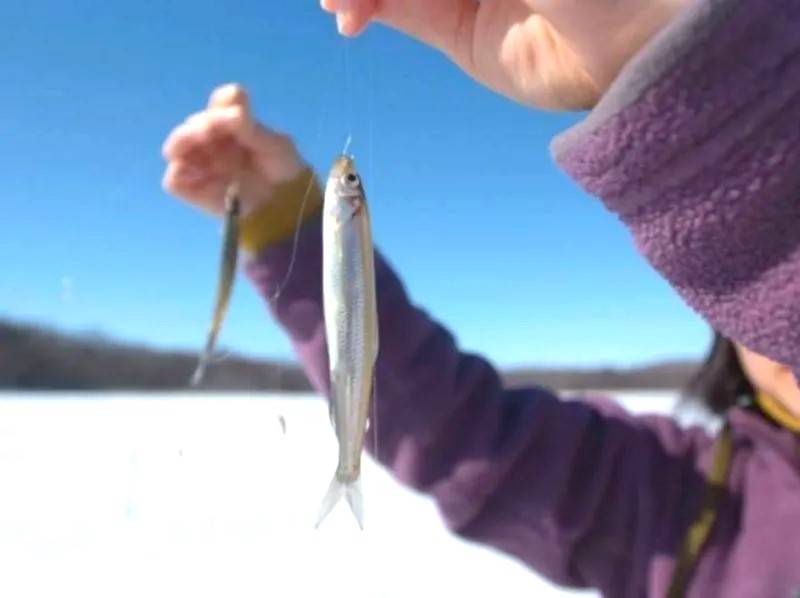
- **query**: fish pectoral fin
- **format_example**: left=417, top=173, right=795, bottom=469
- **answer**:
left=364, top=374, right=377, bottom=432
left=327, top=372, right=345, bottom=433
left=328, top=392, right=337, bottom=431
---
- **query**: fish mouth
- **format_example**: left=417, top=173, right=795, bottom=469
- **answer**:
left=330, top=154, right=356, bottom=178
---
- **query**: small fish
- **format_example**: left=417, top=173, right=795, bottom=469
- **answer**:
left=190, top=182, right=241, bottom=387
left=316, top=155, right=379, bottom=530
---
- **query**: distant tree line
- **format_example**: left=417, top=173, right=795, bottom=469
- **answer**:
left=0, top=319, right=699, bottom=392
left=502, top=362, right=698, bottom=392
left=0, top=319, right=311, bottom=392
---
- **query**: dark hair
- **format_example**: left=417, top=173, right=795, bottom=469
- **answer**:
left=684, top=331, right=755, bottom=414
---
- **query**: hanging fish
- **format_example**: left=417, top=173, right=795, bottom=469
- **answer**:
left=316, top=155, right=379, bottom=530
left=190, top=182, right=241, bottom=387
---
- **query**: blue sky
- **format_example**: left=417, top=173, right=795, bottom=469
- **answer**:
left=0, top=1, right=713, bottom=368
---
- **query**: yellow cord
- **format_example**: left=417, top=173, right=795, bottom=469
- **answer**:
left=239, top=168, right=323, bottom=254
left=755, top=392, right=800, bottom=433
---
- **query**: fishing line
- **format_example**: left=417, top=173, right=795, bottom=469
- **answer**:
left=368, top=45, right=375, bottom=189
left=344, top=33, right=355, bottom=143
left=266, top=36, right=339, bottom=304
left=267, top=171, right=320, bottom=303
left=371, top=373, right=379, bottom=463
left=208, top=348, right=232, bottom=363
left=268, top=13, right=364, bottom=304
left=193, top=15, right=355, bottom=384
left=366, top=44, right=380, bottom=466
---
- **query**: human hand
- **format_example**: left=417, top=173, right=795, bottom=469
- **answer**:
left=162, top=84, right=306, bottom=217
left=322, top=0, right=688, bottom=110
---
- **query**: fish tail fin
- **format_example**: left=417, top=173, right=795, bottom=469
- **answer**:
left=345, top=478, right=364, bottom=529
left=189, top=333, right=217, bottom=387
left=189, top=358, right=208, bottom=387
left=315, top=475, right=345, bottom=529
left=314, top=474, right=364, bottom=530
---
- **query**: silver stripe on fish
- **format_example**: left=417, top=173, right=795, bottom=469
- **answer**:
left=316, top=155, right=379, bottom=530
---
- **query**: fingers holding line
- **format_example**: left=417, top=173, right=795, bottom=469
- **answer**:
left=161, top=83, right=249, bottom=208
left=320, top=0, right=479, bottom=73
left=320, top=0, right=376, bottom=36
left=162, top=159, right=230, bottom=213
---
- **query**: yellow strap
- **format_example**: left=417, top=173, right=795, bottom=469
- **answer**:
left=666, top=424, right=733, bottom=598
left=239, top=168, right=323, bottom=254
left=755, top=392, right=800, bottom=434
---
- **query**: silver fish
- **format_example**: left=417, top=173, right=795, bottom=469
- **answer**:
left=190, top=182, right=241, bottom=387
left=316, top=155, right=379, bottom=529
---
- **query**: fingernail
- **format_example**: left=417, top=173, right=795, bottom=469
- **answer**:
left=336, top=10, right=356, bottom=35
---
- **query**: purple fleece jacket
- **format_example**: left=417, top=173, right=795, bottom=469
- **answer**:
left=245, top=0, right=800, bottom=596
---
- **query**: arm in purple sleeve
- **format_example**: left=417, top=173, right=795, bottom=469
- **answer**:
left=552, top=0, right=800, bottom=377
left=245, top=214, right=713, bottom=595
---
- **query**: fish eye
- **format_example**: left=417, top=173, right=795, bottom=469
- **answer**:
left=343, top=173, right=360, bottom=188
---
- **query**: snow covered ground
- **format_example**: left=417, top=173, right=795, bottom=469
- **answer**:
left=0, top=391, right=718, bottom=598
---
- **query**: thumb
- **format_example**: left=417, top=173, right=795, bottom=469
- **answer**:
left=322, top=0, right=479, bottom=69
left=208, top=83, right=252, bottom=114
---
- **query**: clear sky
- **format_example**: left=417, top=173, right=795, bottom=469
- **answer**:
left=0, top=1, right=713, bottom=368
